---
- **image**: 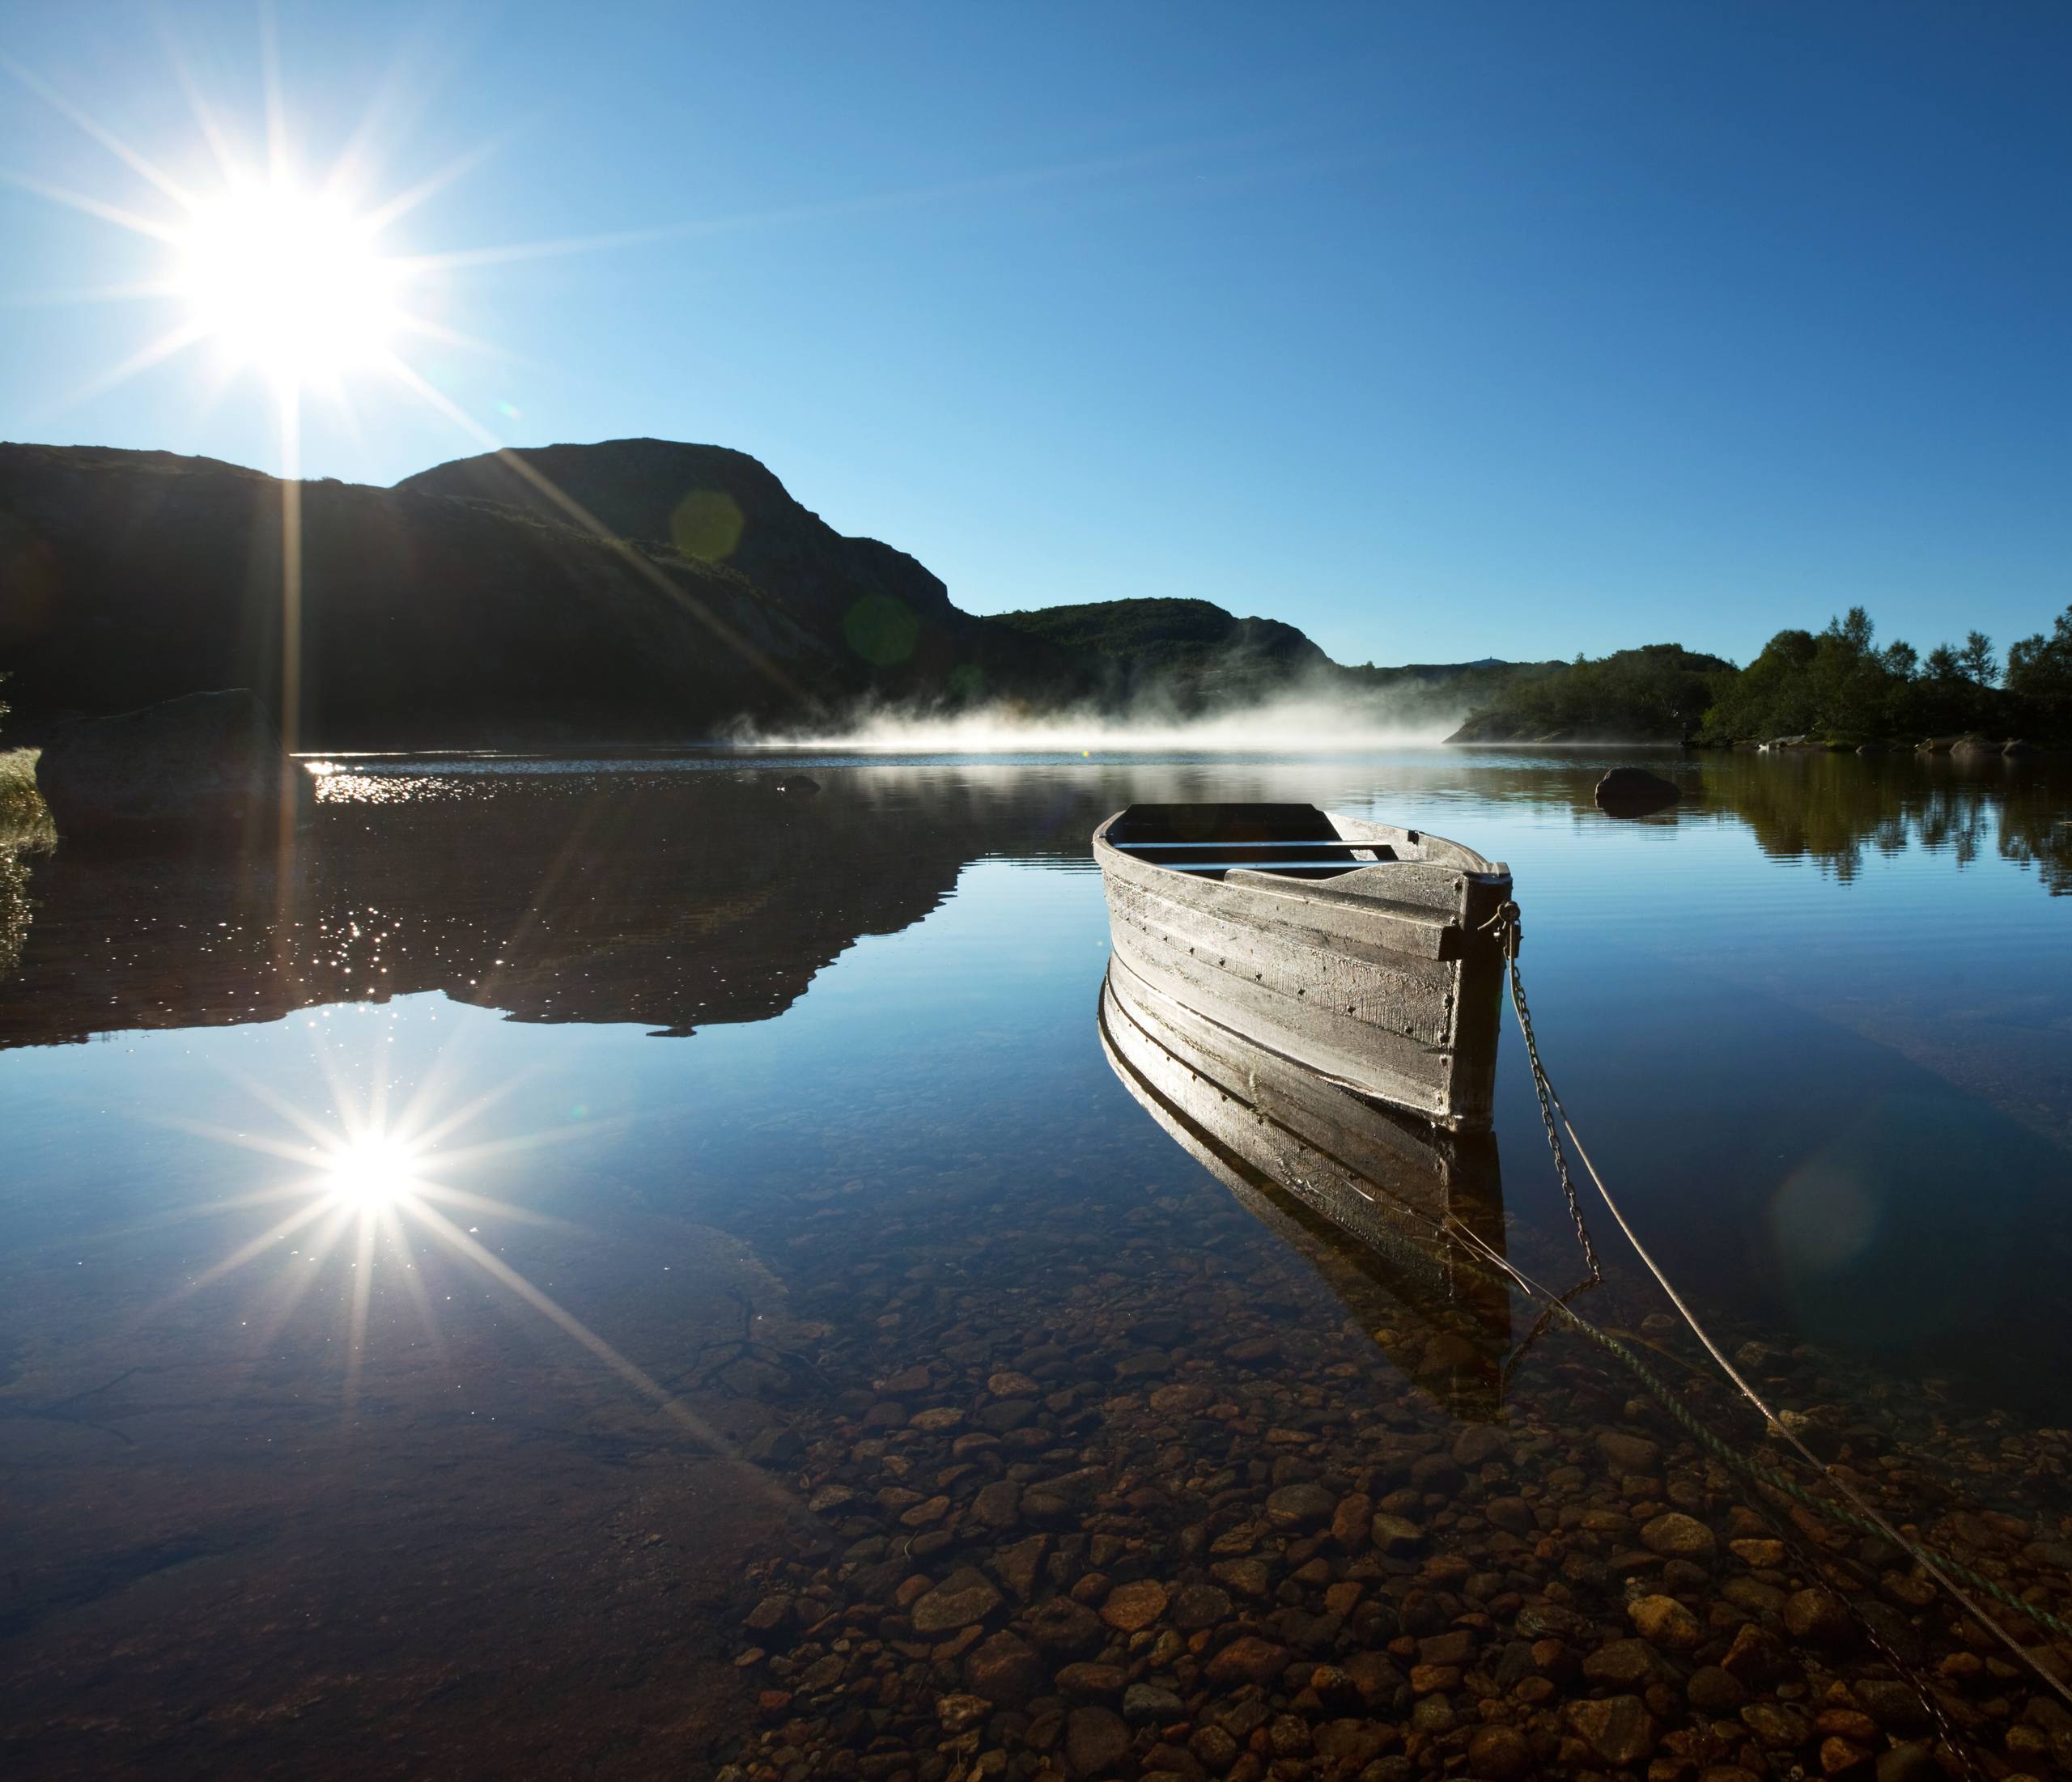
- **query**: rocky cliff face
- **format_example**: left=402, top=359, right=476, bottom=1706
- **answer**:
left=0, top=441, right=1081, bottom=746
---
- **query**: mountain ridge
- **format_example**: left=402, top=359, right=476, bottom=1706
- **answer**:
left=0, top=436, right=1529, bottom=745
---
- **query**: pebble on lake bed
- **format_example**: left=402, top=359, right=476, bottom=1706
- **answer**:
left=698, top=1148, right=2072, bottom=1782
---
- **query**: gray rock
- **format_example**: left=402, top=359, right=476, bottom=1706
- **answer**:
left=1264, top=1481, right=1335, bottom=1529
left=971, top=1479, right=1022, bottom=1529
left=36, top=689, right=304, bottom=836
left=1595, top=1429, right=1661, bottom=1473
left=1123, top=1682, right=1183, bottom=1725
left=1369, top=1512, right=1424, bottom=1554
left=908, top=1567, right=1001, bottom=1633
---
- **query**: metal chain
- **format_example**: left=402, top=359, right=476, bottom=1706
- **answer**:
left=1482, top=900, right=1603, bottom=1286
left=1470, top=895, right=2072, bottom=1716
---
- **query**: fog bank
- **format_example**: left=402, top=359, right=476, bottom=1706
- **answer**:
left=745, top=687, right=1466, bottom=752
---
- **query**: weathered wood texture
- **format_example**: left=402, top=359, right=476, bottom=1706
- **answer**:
left=1094, top=808, right=1511, bottom=1129
left=1098, top=969, right=1512, bottom=1419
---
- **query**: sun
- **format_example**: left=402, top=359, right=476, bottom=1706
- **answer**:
left=176, top=183, right=403, bottom=386
left=322, top=1133, right=419, bottom=1212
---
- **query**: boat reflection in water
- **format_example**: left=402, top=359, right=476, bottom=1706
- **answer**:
left=1099, top=957, right=1514, bottom=1420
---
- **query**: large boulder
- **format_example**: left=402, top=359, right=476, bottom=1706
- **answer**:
left=35, top=689, right=303, bottom=837
left=1594, top=766, right=1680, bottom=817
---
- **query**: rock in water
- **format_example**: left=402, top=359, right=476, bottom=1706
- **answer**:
left=1593, top=766, right=1681, bottom=817
left=35, top=689, right=300, bottom=838
left=774, top=774, right=821, bottom=795
left=1565, top=1695, right=1656, bottom=1765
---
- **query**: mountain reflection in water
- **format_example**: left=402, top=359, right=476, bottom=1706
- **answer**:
left=2, top=749, right=2065, bottom=1056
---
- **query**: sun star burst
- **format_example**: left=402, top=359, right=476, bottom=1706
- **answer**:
left=177, top=182, right=405, bottom=385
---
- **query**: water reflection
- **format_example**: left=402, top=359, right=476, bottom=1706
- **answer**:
left=1099, top=967, right=1512, bottom=1420
left=4, top=752, right=2067, bottom=1057
left=3, top=750, right=2072, bottom=1778
left=1692, top=749, right=2072, bottom=888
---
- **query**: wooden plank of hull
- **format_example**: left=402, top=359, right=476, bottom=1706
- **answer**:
left=1106, top=953, right=1465, bottom=1208
left=1094, top=808, right=1510, bottom=1129
left=1098, top=971, right=1511, bottom=1421
left=1109, top=923, right=1455, bottom=1123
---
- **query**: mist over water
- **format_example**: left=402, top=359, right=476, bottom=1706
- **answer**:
left=746, top=685, right=1467, bottom=752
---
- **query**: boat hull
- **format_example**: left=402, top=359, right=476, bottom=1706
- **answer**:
left=1093, top=805, right=1511, bottom=1129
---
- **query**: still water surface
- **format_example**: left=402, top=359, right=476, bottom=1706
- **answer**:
left=2, top=749, right=2070, bottom=1778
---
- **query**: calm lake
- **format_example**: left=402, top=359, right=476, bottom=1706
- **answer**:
left=3, top=748, right=2070, bottom=1780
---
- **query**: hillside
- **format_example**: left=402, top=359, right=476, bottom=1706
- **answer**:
left=0, top=441, right=1083, bottom=747
left=1445, top=643, right=1735, bottom=743
left=1, top=437, right=1559, bottom=748
left=991, top=596, right=1331, bottom=710
left=993, top=597, right=1556, bottom=727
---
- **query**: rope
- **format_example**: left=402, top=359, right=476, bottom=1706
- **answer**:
left=1476, top=899, right=2072, bottom=1711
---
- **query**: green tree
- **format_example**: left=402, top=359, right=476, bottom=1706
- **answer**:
left=1959, top=630, right=1998, bottom=687
left=1924, top=643, right=1962, bottom=681
left=2006, top=604, right=2072, bottom=699
left=2006, top=603, right=2072, bottom=740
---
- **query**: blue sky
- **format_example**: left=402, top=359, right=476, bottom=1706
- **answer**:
left=3, top=2, right=2067, bottom=668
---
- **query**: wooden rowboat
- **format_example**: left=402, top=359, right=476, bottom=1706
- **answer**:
left=1093, top=803, right=1511, bottom=1131
left=1098, top=965, right=1512, bottom=1419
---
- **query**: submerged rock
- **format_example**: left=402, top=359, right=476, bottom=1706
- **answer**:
left=1566, top=1694, right=1656, bottom=1765
left=35, top=689, right=304, bottom=838
left=1594, top=766, right=1681, bottom=817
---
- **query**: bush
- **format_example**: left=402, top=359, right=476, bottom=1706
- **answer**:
left=0, top=748, right=53, bottom=851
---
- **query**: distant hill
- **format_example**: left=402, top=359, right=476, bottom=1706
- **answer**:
left=990, top=596, right=1556, bottom=723
left=0, top=436, right=1553, bottom=747
left=0, top=440, right=1083, bottom=747
left=991, top=596, right=1329, bottom=710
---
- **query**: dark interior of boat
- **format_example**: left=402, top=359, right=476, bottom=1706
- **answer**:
left=1106, top=802, right=1399, bottom=879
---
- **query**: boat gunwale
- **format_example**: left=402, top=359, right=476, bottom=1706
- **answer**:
left=1092, top=807, right=1509, bottom=887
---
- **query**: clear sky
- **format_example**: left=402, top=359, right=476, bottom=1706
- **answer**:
left=4, top=2, right=2067, bottom=668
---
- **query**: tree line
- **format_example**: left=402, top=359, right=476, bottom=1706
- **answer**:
left=1452, top=603, right=2072, bottom=745
left=1700, top=603, right=2072, bottom=744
